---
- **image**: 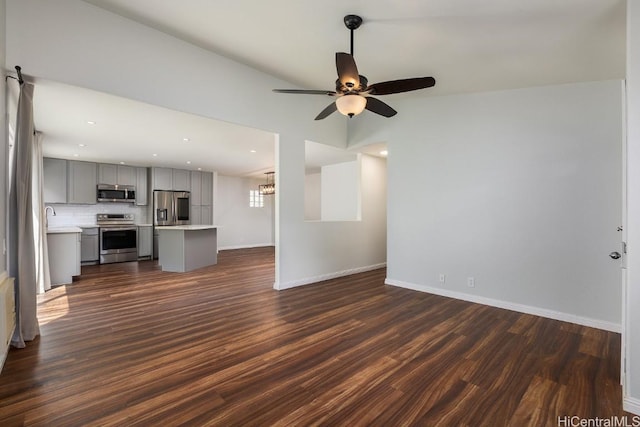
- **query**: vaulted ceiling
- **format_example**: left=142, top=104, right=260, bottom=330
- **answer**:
left=82, top=0, right=625, bottom=95
left=34, top=0, right=626, bottom=176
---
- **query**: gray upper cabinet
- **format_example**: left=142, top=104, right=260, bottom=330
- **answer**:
left=46, top=159, right=207, bottom=209
left=153, top=167, right=173, bottom=190
left=117, top=165, right=136, bottom=186
left=201, top=172, right=213, bottom=206
left=173, top=169, right=190, bottom=191
left=189, top=171, right=213, bottom=225
left=67, top=161, right=97, bottom=204
left=190, top=171, right=202, bottom=206
left=200, top=205, right=212, bottom=225
left=43, top=158, right=67, bottom=203
left=98, top=163, right=136, bottom=186
left=190, top=206, right=202, bottom=226
left=151, top=167, right=196, bottom=192
left=98, top=163, right=117, bottom=185
left=136, top=167, right=148, bottom=205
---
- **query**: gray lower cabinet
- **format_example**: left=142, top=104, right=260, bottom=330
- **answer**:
left=138, top=226, right=152, bottom=258
left=80, top=228, right=99, bottom=265
left=67, top=161, right=97, bottom=204
left=44, top=158, right=68, bottom=203
left=47, top=231, right=81, bottom=285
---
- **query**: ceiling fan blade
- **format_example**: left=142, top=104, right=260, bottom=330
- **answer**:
left=315, top=102, right=337, bottom=120
left=365, top=97, right=397, bottom=118
left=273, top=89, right=336, bottom=96
left=367, top=77, right=436, bottom=95
left=336, top=52, right=360, bottom=89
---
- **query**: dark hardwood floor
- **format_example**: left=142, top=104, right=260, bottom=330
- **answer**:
left=0, top=247, right=629, bottom=426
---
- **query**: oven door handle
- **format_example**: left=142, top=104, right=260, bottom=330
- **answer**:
left=100, top=227, right=138, bottom=232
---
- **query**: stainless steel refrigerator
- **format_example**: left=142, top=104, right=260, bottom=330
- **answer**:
left=153, top=190, right=191, bottom=258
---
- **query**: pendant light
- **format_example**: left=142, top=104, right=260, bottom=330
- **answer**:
left=259, top=172, right=275, bottom=195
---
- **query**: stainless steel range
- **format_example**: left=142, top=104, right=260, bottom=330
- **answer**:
left=96, top=213, right=137, bottom=264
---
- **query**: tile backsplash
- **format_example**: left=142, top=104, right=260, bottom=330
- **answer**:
left=45, top=203, right=150, bottom=227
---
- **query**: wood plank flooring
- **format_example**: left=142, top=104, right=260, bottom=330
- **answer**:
left=0, top=247, right=630, bottom=426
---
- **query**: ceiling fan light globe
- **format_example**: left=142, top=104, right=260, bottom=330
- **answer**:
left=336, top=94, right=366, bottom=117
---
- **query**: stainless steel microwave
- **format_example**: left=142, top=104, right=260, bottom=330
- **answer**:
left=97, top=184, right=136, bottom=203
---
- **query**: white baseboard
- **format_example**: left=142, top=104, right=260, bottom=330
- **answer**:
left=274, top=263, right=387, bottom=290
left=385, top=278, right=621, bottom=333
left=624, top=397, right=640, bottom=415
left=218, top=243, right=274, bottom=251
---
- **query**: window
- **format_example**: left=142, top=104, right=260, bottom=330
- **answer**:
left=249, top=190, right=264, bottom=208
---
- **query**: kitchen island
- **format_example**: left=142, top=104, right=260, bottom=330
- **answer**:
left=156, top=225, right=219, bottom=272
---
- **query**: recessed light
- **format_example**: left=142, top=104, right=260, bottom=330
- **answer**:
left=186, top=161, right=192, bottom=165
left=183, top=138, right=190, bottom=142
left=380, top=150, right=388, bottom=156
left=197, top=167, right=202, bottom=171
left=250, top=150, right=257, bottom=153
left=73, top=153, right=79, bottom=157
left=119, top=161, right=125, bottom=165
left=87, top=121, right=96, bottom=125
left=78, top=143, right=86, bottom=147
left=152, top=153, right=158, bottom=157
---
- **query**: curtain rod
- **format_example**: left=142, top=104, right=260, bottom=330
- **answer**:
left=5, top=65, right=24, bottom=85
left=15, top=66, right=23, bottom=84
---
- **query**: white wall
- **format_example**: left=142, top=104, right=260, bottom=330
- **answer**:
left=625, top=0, right=640, bottom=414
left=320, top=160, right=360, bottom=221
left=214, top=175, right=274, bottom=250
left=5, top=0, right=386, bottom=289
left=350, top=80, right=623, bottom=331
left=304, top=172, right=320, bottom=221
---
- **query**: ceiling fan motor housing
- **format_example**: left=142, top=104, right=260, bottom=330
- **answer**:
left=344, top=15, right=363, bottom=30
left=335, top=75, right=368, bottom=93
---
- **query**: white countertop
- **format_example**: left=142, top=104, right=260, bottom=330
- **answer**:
left=47, top=226, right=82, bottom=234
left=50, top=224, right=152, bottom=229
left=155, top=225, right=219, bottom=231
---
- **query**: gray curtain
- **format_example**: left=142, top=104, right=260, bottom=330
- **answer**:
left=9, top=82, right=39, bottom=348
left=33, top=132, right=51, bottom=294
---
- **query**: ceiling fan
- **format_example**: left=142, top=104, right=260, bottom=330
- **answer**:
left=273, top=14, right=436, bottom=120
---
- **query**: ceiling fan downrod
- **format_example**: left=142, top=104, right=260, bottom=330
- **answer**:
left=344, top=14, right=362, bottom=57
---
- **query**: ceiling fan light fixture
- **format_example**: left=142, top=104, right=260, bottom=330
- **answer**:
left=336, top=94, right=366, bottom=118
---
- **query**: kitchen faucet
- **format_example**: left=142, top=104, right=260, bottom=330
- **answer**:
left=44, top=205, right=56, bottom=228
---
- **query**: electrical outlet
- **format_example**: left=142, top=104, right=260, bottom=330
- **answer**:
left=439, top=274, right=446, bottom=283
left=467, top=277, right=475, bottom=288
